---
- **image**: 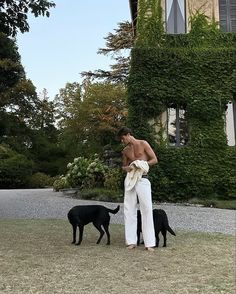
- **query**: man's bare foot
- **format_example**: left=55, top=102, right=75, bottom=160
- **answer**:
left=126, top=244, right=136, bottom=250
left=145, top=247, right=155, bottom=252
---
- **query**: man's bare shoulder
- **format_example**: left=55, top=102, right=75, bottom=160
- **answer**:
left=141, top=140, right=156, bottom=154
left=139, top=139, right=150, bottom=147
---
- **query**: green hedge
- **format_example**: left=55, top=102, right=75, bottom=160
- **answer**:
left=149, top=146, right=236, bottom=201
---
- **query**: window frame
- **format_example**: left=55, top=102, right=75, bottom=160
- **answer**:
left=167, top=104, right=188, bottom=147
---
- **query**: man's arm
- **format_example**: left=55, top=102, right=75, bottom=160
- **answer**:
left=121, top=150, right=133, bottom=172
left=143, top=141, right=158, bottom=166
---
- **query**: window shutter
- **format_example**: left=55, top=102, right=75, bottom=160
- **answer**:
left=166, top=0, right=186, bottom=34
left=230, top=0, right=236, bottom=32
left=219, top=0, right=236, bottom=32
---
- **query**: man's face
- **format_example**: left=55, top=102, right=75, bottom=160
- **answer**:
left=120, top=133, right=130, bottom=145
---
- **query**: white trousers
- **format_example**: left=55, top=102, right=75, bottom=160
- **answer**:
left=124, top=178, right=155, bottom=248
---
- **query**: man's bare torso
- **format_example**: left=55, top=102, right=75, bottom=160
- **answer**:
left=123, top=139, right=148, bottom=165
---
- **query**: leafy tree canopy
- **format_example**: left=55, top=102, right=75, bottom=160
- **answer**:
left=81, top=21, right=134, bottom=83
left=55, top=81, right=127, bottom=156
left=0, top=0, right=55, bottom=37
left=54, top=82, right=82, bottom=127
left=0, top=32, right=24, bottom=94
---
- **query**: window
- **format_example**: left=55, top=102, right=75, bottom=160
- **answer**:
left=167, top=106, right=188, bottom=146
left=166, top=0, right=186, bottom=34
left=225, top=98, right=236, bottom=146
left=219, top=0, right=236, bottom=32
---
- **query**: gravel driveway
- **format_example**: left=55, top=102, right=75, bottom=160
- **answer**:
left=0, top=188, right=235, bottom=235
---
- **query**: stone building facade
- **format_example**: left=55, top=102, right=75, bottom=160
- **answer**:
left=129, top=0, right=236, bottom=146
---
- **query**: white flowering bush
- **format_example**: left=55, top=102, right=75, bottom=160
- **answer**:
left=84, top=157, right=109, bottom=188
left=65, top=157, right=91, bottom=188
left=65, top=155, right=108, bottom=188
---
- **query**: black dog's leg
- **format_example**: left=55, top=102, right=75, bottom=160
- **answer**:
left=156, top=231, right=160, bottom=247
left=103, top=223, right=110, bottom=245
left=76, top=225, right=84, bottom=245
left=162, top=229, right=167, bottom=247
left=93, top=223, right=105, bottom=244
left=72, top=224, right=77, bottom=244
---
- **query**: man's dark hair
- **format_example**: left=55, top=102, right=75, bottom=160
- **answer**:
left=117, top=126, right=133, bottom=140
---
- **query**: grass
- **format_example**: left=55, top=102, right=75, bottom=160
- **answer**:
left=0, top=220, right=235, bottom=294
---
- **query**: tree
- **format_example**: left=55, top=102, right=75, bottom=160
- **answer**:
left=0, top=31, right=47, bottom=157
left=0, top=30, right=39, bottom=132
left=0, top=32, right=25, bottom=95
left=79, top=82, right=127, bottom=148
left=55, top=81, right=127, bottom=157
left=0, top=0, right=55, bottom=37
left=28, top=89, right=67, bottom=176
left=0, top=1, right=65, bottom=177
left=54, top=82, right=82, bottom=127
left=36, top=89, right=56, bottom=131
left=81, top=21, right=134, bottom=83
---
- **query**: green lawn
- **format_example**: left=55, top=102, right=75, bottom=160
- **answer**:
left=0, top=220, right=235, bottom=294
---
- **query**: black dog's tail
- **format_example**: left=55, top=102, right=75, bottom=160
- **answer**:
left=107, top=205, right=120, bottom=214
left=167, top=225, right=176, bottom=236
left=159, top=209, right=176, bottom=236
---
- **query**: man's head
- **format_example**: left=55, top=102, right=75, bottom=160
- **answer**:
left=117, top=126, right=133, bottom=144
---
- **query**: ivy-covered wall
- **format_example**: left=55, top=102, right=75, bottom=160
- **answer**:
left=127, top=2, right=236, bottom=201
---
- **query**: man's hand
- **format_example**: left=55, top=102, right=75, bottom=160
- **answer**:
left=122, top=166, right=134, bottom=173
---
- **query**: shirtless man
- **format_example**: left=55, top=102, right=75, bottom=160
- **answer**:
left=117, top=126, right=158, bottom=251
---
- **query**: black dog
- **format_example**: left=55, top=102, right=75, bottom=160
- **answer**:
left=67, top=205, right=120, bottom=245
left=137, top=209, right=176, bottom=247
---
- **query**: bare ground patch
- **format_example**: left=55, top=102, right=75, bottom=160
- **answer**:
left=0, top=220, right=235, bottom=294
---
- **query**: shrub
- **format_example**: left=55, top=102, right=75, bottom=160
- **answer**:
left=0, top=144, right=33, bottom=188
left=149, top=147, right=236, bottom=202
left=104, top=167, right=124, bottom=190
left=79, top=188, right=123, bottom=202
left=65, top=155, right=109, bottom=189
left=53, top=176, right=70, bottom=192
left=65, top=156, right=91, bottom=188
left=28, top=172, right=55, bottom=188
left=84, top=157, right=109, bottom=188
